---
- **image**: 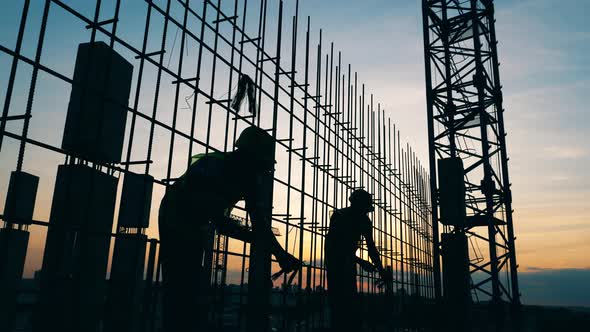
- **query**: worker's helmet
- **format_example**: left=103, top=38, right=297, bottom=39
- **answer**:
left=235, top=126, right=276, bottom=169
left=349, top=189, right=374, bottom=212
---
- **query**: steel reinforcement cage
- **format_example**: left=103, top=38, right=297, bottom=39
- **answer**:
left=1, top=0, right=435, bottom=330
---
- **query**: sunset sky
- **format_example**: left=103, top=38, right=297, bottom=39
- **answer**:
left=1, top=0, right=588, bottom=307
left=296, top=0, right=590, bottom=306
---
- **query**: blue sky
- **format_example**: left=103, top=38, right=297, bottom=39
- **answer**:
left=1, top=0, right=588, bottom=307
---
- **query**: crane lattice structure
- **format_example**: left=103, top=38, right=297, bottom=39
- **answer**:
left=422, top=0, right=520, bottom=310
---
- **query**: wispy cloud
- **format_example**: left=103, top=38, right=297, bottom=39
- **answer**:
left=548, top=174, right=570, bottom=182
left=519, top=268, right=590, bottom=307
left=544, top=146, right=588, bottom=159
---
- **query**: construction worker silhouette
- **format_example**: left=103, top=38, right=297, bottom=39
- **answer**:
left=158, top=76, right=300, bottom=332
left=325, top=189, right=393, bottom=331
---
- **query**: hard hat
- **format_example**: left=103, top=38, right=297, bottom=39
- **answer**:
left=235, top=126, right=276, bottom=166
left=349, top=189, right=374, bottom=212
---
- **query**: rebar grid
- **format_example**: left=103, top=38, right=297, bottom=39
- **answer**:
left=1, top=0, right=435, bottom=330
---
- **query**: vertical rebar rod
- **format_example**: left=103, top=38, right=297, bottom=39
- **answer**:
left=145, top=0, right=173, bottom=174
left=0, top=0, right=30, bottom=153
left=16, top=0, right=51, bottom=172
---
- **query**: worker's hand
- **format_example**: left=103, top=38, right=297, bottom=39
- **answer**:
left=356, top=258, right=378, bottom=272
left=377, top=268, right=394, bottom=289
left=277, top=251, right=301, bottom=274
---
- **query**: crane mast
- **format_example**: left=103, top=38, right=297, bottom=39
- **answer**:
left=422, top=0, right=520, bottom=328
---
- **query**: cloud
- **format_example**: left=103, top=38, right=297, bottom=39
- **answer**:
left=544, top=146, right=588, bottom=159
left=226, top=265, right=590, bottom=308
left=520, top=222, right=590, bottom=236
left=548, top=174, right=570, bottom=182
left=519, top=268, right=590, bottom=307
left=526, top=266, right=549, bottom=272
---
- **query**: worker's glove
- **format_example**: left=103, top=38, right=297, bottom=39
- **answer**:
left=271, top=252, right=301, bottom=285
left=356, top=257, right=378, bottom=273
left=278, top=251, right=301, bottom=274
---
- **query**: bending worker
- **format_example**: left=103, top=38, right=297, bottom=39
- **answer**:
left=325, top=189, right=393, bottom=331
left=158, top=126, right=300, bottom=332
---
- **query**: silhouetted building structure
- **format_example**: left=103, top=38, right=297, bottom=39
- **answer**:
left=106, top=172, right=153, bottom=332
left=423, top=0, right=521, bottom=330
left=0, top=171, right=38, bottom=331
left=34, top=41, right=132, bottom=332
left=35, top=164, right=117, bottom=332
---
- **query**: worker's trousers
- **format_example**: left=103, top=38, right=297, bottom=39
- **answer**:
left=326, top=256, right=361, bottom=332
left=158, top=196, right=215, bottom=332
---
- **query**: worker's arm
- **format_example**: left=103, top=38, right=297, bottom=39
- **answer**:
left=363, top=227, right=385, bottom=275
left=363, top=225, right=394, bottom=287
left=214, top=215, right=253, bottom=243
left=245, top=198, right=300, bottom=273
left=213, top=214, right=282, bottom=253
left=355, top=256, right=378, bottom=272
left=214, top=213, right=298, bottom=271
left=248, top=207, right=299, bottom=268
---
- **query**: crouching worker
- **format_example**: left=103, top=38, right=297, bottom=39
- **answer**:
left=325, top=189, right=393, bottom=332
left=158, top=126, right=301, bottom=332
